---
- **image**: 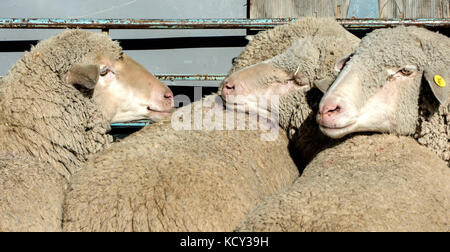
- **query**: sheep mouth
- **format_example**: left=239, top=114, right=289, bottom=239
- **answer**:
left=147, top=106, right=172, bottom=115
left=319, top=122, right=354, bottom=130
left=319, top=121, right=357, bottom=139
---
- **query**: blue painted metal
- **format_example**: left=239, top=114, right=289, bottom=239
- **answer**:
left=110, top=120, right=151, bottom=128
left=155, top=74, right=226, bottom=81
left=0, top=18, right=296, bottom=29
left=0, top=18, right=449, bottom=30
left=347, top=0, right=379, bottom=18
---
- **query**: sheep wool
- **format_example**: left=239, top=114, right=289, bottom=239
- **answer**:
left=0, top=30, right=123, bottom=231
left=238, top=134, right=450, bottom=232
left=62, top=18, right=361, bottom=231
left=231, top=18, right=360, bottom=167
left=229, top=17, right=359, bottom=74
left=63, top=95, right=299, bottom=231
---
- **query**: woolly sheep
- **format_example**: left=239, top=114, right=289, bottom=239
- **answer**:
left=227, top=17, right=359, bottom=74
left=317, top=26, right=450, bottom=166
left=0, top=30, right=174, bottom=231
left=221, top=18, right=360, bottom=167
left=62, top=18, right=360, bottom=231
left=63, top=95, right=299, bottom=231
left=238, top=134, right=450, bottom=232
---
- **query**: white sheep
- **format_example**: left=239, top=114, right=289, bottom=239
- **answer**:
left=62, top=18, right=359, bottom=231
left=238, top=134, right=450, bottom=232
left=239, top=26, right=450, bottom=232
left=0, top=29, right=174, bottom=231
left=317, top=26, right=449, bottom=166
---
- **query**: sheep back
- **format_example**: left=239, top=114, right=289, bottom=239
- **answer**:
left=238, top=134, right=450, bottom=232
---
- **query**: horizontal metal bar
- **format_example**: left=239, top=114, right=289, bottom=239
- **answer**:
left=0, top=74, right=226, bottom=82
left=154, top=74, right=226, bottom=81
left=0, top=18, right=449, bottom=30
left=110, top=120, right=151, bottom=128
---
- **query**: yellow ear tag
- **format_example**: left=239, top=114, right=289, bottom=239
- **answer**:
left=434, top=75, right=446, bottom=87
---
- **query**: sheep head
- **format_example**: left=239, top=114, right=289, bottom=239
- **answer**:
left=66, top=53, right=174, bottom=123
left=318, top=26, right=450, bottom=139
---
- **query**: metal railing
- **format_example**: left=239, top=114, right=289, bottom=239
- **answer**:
left=1, top=18, right=449, bottom=82
left=1, top=18, right=449, bottom=128
left=1, top=18, right=449, bottom=30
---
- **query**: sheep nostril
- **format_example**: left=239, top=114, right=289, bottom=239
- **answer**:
left=164, top=91, right=174, bottom=100
left=329, top=105, right=341, bottom=113
left=225, top=82, right=235, bottom=90
left=322, top=104, right=342, bottom=116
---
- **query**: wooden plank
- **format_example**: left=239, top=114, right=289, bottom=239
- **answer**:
left=250, top=0, right=449, bottom=18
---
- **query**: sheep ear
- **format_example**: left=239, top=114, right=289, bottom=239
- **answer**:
left=335, top=53, right=352, bottom=73
left=65, top=64, right=100, bottom=89
left=313, top=78, right=334, bottom=93
left=423, top=65, right=449, bottom=106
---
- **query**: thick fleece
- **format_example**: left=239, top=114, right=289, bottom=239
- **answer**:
left=228, top=18, right=360, bottom=166
left=0, top=30, right=122, bottom=231
left=228, top=17, right=359, bottom=74
left=62, top=18, right=362, bottom=231
left=238, top=134, right=450, bottom=232
left=324, top=26, right=449, bottom=165
left=63, top=95, right=299, bottom=231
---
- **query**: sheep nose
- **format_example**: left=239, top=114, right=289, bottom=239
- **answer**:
left=318, top=102, right=344, bottom=127
left=321, top=104, right=342, bottom=117
left=221, top=81, right=236, bottom=96
left=163, top=90, right=173, bottom=100
left=163, top=90, right=174, bottom=107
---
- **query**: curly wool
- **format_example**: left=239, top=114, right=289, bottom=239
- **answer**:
left=63, top=95, right=299, bottom=232
left=231, top=18, right=360, bottom=167
left=229, top=17, right=359, bottom=74
left=238, top=134, right=450, bottom=232
left=0, top=30, right=123, bottom=231
left=61, top=18, right=360, bottom=232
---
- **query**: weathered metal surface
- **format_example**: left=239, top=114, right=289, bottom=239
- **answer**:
left=110, top=120, right=151, bottom=128
left=155, top=74, right=226, bottom=81
left=0, top=18, right=295, bottom=29
left=337, top=17, right=450, bottom=28
left=347, top=0, right=379, bottom=18
left=0, top=18, right=449, bottom=30
left=0, top=74, right=226, bottom=81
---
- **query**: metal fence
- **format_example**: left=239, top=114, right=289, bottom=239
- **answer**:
left=1, top=18, right=449, bottom=82
left=0, top=17, right=449, bottom=130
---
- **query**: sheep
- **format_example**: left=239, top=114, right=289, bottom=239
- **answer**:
left=62, top=95, right=300, bottom=232
left=238, top=134, right=450, bottom=232
left=62, top=18, right=360, bottom=232
left=227, top=17, right=359, bottom=74
left=316, top=26, right=450, bottom=166
left=0, top=29, right=174, bottom=232
left=221, top=18, right=360, bottom=167
left=237, top=26, right=450, bottom=232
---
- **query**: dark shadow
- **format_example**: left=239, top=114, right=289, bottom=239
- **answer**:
left=0, top=36, right=249, bottom=52
left=286, top=88, right=345, bottom=174
left=118, top=36, right=249, bottom=50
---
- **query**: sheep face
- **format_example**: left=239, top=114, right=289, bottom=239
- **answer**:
left=220, top=62, right=305, bottom=115
left=67, top=54, right=174, bottom=123
left=317, top=27, right=449, bottom=139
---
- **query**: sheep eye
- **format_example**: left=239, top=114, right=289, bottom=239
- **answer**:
left=400, top=68, right=412, bottom=76
left=284, top=78, right=295, bottom=84
left=100, top=67, right=111, bottom=77
left=400, top=65, right=417, bottom=76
